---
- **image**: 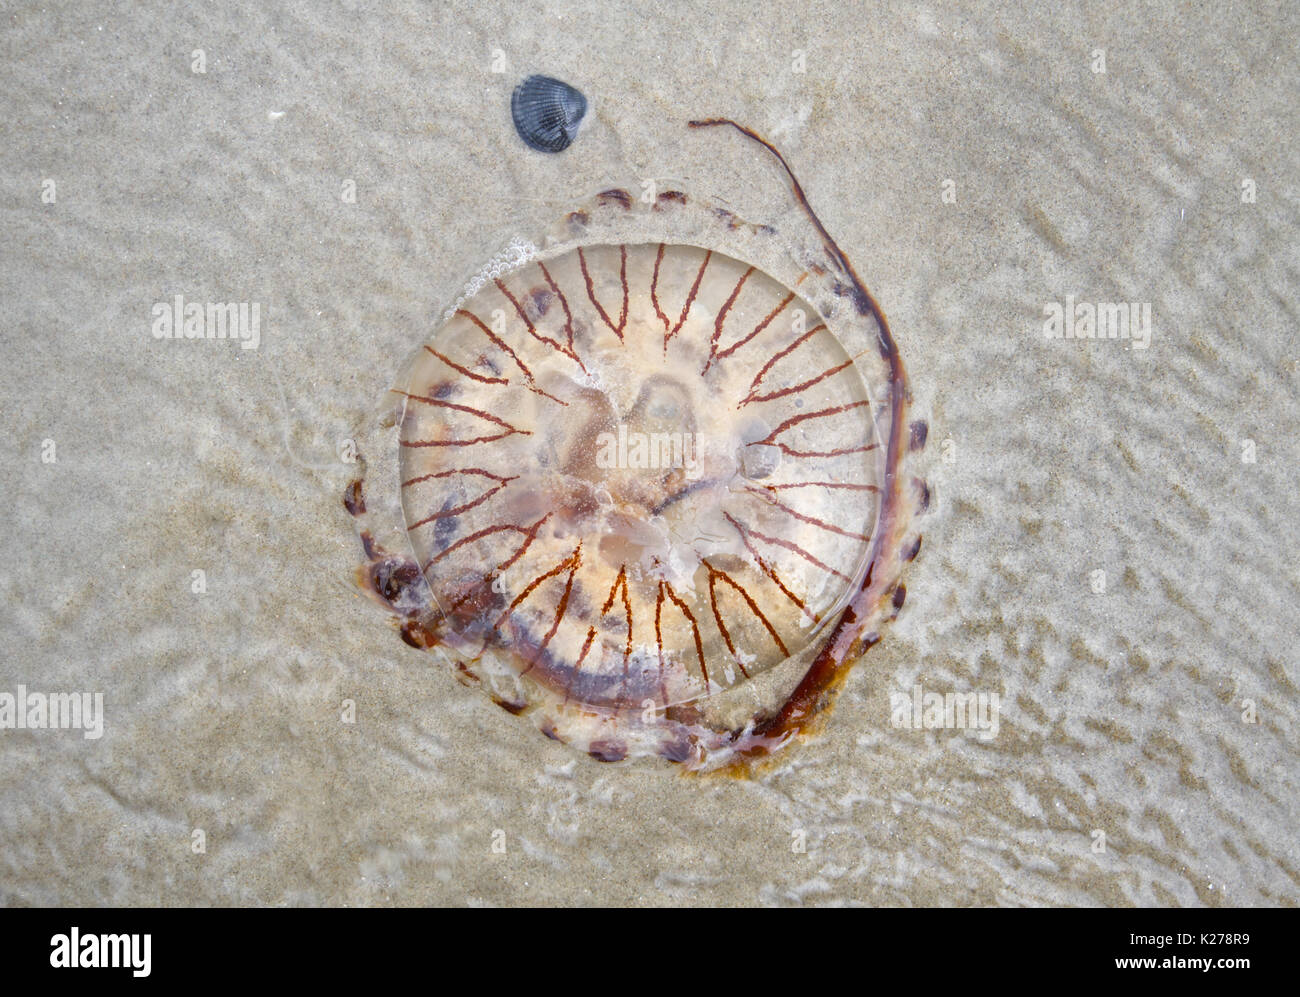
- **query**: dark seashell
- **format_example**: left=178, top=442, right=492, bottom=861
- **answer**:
left=511, top=74, right=587, bottom=153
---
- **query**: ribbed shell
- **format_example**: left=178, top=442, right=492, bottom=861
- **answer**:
left=510, top=75, right=587, bottom=153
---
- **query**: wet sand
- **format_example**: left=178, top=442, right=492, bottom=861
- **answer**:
left=1, top=0, right=1297, bottom=905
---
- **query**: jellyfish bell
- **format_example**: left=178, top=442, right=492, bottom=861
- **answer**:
left=345, top=121, right=926, bottom=771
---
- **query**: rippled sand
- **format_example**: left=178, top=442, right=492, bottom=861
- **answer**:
left=1, top=1, right=1296, bottom=906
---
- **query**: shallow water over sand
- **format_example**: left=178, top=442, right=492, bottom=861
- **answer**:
left=1, top=1, right=1297, bottom=905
